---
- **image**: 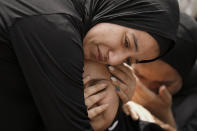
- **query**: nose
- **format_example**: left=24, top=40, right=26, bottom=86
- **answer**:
left=108, top=50, right=130, bottom=65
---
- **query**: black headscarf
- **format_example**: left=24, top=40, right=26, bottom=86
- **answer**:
left=161, top=13, right=197, bottom=81
left=84, top=0, right=180, bottom=61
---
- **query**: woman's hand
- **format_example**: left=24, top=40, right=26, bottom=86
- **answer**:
left=108, top=63, right=136, bottom=104
left=83, top=76, right=109, bottom=119
left=154, top=117, right=177, bottom=131
left=133, top=80, right=176, bottom=128
left=125, top=101, right=177, bottom=131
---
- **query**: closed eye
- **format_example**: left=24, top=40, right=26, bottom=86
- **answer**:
left=124, top=35, right=132, bottom=65
left=125, top=35, right=130, bottom=48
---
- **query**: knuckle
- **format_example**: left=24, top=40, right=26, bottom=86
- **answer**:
left=89, top=97, right=96, bottom=104
left=93, top=108, right=99, bottom=115
left=85, top=91, right=91, bottom=97
left=90, top=88, right=96, bottom=94
left=88, top=112, right=94, bottom=118
left=122, top=86, right=128, bottom=92
left=85, top=100, right=90, bottom=107
left=91, top=96, right=97, bottom=103
left=95, top=83, right=103, bottom=89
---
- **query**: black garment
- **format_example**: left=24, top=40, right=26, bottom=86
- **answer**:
left=173, top=91, right=197, bottom=131
left=0, top=0, right=179, bottom=130
left=169, top=14, right=197, bottom=130
left=161, top=13, right=197, bottom=80
left=172, top=62, right=197, bottom=131
left=106, top=108, right=165, bottom=131
left=172, top=61, right=197, bottom=131
left=0, top=1, right=90, bottom=131
left=160, top=13, right=197, bottom=131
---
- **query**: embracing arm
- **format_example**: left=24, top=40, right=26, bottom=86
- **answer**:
left=9, top=14, right=92, bottom=131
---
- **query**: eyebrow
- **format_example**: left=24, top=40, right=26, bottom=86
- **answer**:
left=132, top=34, right=139, bottom=52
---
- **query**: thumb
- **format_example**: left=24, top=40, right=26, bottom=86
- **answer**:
left=122, top=104, right=130, bottom=115
left=159, top=85, right=172, bottom=105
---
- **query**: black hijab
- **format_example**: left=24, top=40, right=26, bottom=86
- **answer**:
left=84, top=0, right=180, bottom=61
left=161, top=13, right=197, bottom=81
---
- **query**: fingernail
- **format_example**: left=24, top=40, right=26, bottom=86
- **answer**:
left=111, top=76, right=117, bottom=82
left=160, top=85, right=166, bottom=91
left=108, top=66, right=114, bottom=71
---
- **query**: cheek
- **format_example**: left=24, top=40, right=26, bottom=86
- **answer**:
left=108, top=50, right=129, bottom=65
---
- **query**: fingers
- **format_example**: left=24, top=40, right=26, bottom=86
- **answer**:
left=111, top=76, right=132, bottom=104
left=83, top=75, right=91, bottom=87
left=108, top=66, right=130, bottom=85
left=85, top=91, right=106, bottom=109
left=136, top=105, right=155, bottom=122
left=88, top=104, right=109, bottom=119
left=84, top=83, right=107, bottom=98
left=125, top=103, right=139, bottom=120
left=118, top=89, right=130, bottom=104
left=117, top=64, right=135, bottom=80
left=159, top=85, right=172, bottom=105
left=111, top=76, right=127, bottom=92
left=122, top=104, right=130, bottom=115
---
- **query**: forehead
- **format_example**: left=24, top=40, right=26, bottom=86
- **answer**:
left=134, top=60, right=178, bottom=81
left=84, top=61, right=111, bottom=80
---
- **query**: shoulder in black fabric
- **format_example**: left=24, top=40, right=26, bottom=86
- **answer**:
left=161, top=13, right=197, bottom=81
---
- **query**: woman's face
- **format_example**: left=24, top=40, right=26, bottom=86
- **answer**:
left=133, top=60, right=182, bottom=95
left=83, top=23, right=159, bottom=66
left=83, top=61, right=119, bottom=131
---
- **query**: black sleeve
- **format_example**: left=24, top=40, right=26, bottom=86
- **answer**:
left=184, top=113, right=197, bottom=131
left=9, top=14, right=93, bottom=131
left=176, top=112, right=197, bottom=131
left=177, top=116, right=197, bottom=131
left=138, top=120, right=165, bottom=131
left=173, top=93, right=197, bottom=131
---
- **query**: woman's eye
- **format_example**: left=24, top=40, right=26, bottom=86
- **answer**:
left=125, top=36, right=130, bottom=48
